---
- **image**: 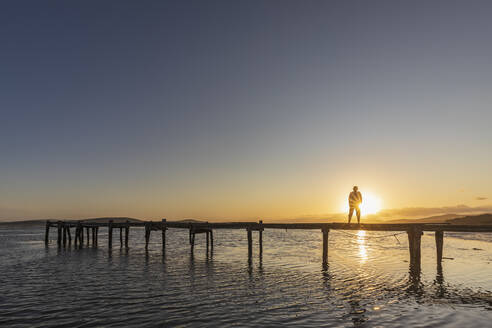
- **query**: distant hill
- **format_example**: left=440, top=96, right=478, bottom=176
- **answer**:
left=386, top=214, right=463, bottom=224
left=447, top=214, right=492, bottom=225
left=0, top=217, right=143, bottom=226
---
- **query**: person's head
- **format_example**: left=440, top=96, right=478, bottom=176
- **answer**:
left=353, top=186, right=358, bottom=192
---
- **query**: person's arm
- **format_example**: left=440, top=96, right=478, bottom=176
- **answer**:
left=359, top=192, right=363, bottom=203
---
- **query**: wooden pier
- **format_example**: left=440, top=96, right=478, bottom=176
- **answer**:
left=44, top=219, right=492, bottom=273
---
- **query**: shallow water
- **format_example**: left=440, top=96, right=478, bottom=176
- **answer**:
left=1, top=226, right=492, bottom=327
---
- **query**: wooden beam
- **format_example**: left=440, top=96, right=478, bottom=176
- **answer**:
left=119, top=227, right=123, bottom=247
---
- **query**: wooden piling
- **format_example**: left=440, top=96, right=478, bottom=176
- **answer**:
left=190, top=226, right=195, bottom=250
left=75, top=221, right=82, bottom=246
left=62, top=224, right=67, bottom=247
left=119, top=227, right=123, bottom=247
left=80, top=224, right=84, bottom=245
left=45, top=220, right=50, bottom=244
left=92, top=227, right=96, bottom=245
left=145, top=221, right=151, bottom=250
left=259, top=220, right=263, bottom=256
left=206, top=230, right=209, bottom=251
left=108, top=220, right=113, bottom=249
left=67, top=226, right=72, bottom=245
left=322, top=228, right=329, bottom=265
left=57, top=221, right=62, bottom=246
left=210, top=230, right=213, bottom=249
left=86, top=227, right=90, bottom=244
left=161, top=219, right=166, bottom=251
left=247, top=228, right=253, bottom=259
left=125, top=220, right=129, bottom=248
left=407, top=227, right=423, bottom=271
left=435, top=230, right=444, bottom=266
left=95, top=226, right=99, bottom=245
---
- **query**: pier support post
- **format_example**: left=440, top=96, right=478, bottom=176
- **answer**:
left=125, top=220, right=129, bottom=248
left=259, top=220, right=263, bottom=257
left=57, top=221, right=62, bottom=246
left=75, top=221, right=82, bottom=247
left=435, top=231, right=443, bottom=266
left=62, top=223, right=67, bottom=247
left=92, top=227, right=96, bottom=245
left=210, top=230, right=213, bottom=250
left=95, top=227, right=99, bottom=246
left=322, top=227, right=329, bottom=265
left=45, top=220, right=50, bottom=244
left=119, top=227, right=123, bottom=247
left=108, top=220, right=113, bottom=249
left=247, top=227, right=253, bottom=260
left=407, top=227, right=423, bottom=271
left=161, top=219, right=166, bottom=251
left=67, top=226, right=71, bottom=245
left=86, top=227, right=90, bottom=244
left=145, top=221, right=151, bottom=250
left=80, top=224, right=84, bottom=245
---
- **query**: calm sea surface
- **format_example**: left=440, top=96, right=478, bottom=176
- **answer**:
left=1, top=225, right=492, bottom=327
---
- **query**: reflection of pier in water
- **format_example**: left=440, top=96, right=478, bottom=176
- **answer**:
left=45, top=220, right=492, bottom=275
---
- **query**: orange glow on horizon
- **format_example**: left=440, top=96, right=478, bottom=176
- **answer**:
left=341, top=191, right=382, bottom=215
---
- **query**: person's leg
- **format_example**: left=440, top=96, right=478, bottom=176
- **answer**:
left=348, top=207, right=354, bottom=223
left=356, top=207, right=361, bottom=224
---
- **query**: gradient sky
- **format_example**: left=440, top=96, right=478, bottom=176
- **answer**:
left=1, top=0, right=492, bottom=220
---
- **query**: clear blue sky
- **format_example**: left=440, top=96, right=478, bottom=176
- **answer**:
left=1, top=1, right=492, bottom=220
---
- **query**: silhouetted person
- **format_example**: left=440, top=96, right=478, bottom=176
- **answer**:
left=348, top=186, right=362, bottom=224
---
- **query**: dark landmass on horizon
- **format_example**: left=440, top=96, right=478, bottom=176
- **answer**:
left=0, top=217, right=206, bottom=226
left=2, top=214, right=492, bottom=226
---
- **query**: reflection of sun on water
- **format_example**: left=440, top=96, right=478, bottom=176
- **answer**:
left=357, top=230, right=368, bottom=263
left=341, top=191, right=382, bottom=215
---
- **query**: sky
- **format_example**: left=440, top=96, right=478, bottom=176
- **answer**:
left=1, top=0, right=492, bottom=221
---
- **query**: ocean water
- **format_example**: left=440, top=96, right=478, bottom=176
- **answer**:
left=1, top=225, right=491, bottom=327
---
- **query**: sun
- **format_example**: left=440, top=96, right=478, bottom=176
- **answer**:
left=341, top=191, right=382, bottom=215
